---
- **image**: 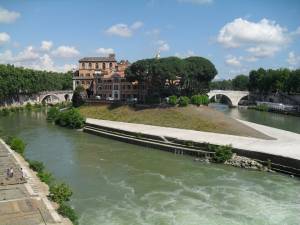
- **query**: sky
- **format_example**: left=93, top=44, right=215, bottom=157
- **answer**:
left=0, top=0, right=300, bottom=79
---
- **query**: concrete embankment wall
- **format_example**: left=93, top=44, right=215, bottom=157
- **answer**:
left=84, top=122, right=300, bottom=177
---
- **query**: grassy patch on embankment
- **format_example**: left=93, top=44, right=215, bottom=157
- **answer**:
left=79, top=104, right=270, bottom=139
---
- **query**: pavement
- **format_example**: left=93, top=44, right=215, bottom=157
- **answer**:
left=0, top=139, right=71, bottom=225
left=86, top=118, right=300, bottom=161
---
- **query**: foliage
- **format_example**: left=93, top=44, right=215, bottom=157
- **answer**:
left=37, top=171, right=54, bottom=185
left=125, top=56, right=217, bottom=102
left=28, top=160, right=45, bottom=173
left=47, top=107, right=60, bottom=121
left=210, top=79, right=232, bottom=90
left=58, top=203, right=79, bottom=225
left=168, top=95, right=178, bottom=106
left=254, top=104, right=268, bottom=112
left=0, top=64, right=72, bottom=104
left=25, top=102, right=32, bottom=110
left=178, top=96, right=190, bottom=107
left=0, top=108, right=10, bottom=116
left=49, top=182, right=73, bottom=204
left=211, top=145, right=233, bottom=163
left=72, top=86, right=85, bottom=107
left=232, top=75, right=249, bottom=91
left=10, top=137, right=26, bottom=155
left=249, top=68, right=300, bottom=93
left=54, top=108, right=85, bottom=129
left=191, top=95, right=209, bottom=106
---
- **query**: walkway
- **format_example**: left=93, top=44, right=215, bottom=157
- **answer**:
left=86, top=118, right=300, bottom=161
left=0, top=139, right=71, bottom=225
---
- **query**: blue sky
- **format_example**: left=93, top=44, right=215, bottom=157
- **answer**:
left=0, top=0, right=299, bottom=79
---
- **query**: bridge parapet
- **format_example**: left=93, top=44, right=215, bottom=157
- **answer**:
left=208, top=90, right=249, bottom=107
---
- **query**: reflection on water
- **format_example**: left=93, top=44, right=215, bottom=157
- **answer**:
left=209, top=103, right=300, bottom=134
left=0, top=111, right=300, bottom=225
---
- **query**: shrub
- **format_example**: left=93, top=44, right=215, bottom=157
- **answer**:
left=58, top=203, right=78, bottom=225
left=38, top=171, right=54, bottom=185
left=72, top=86, right=85, bottom=108
left=212, top=145, right=233, bottom=163
left=28, top=160, right=45, bottom=173
left=4, top=135, right=14, bottom=145
left=191, top=95, right=209, bottom=106
left=55, top=108, right=85, bottom=129
left=255, top=104, right=268, bottom=112
left=10, top=137, right=26, bottom=155
left=47, top=107, right=60, bottom=122
left=178, top=96, right=190, bottom=107
left=49, top=182, right=73, bottom=204
left=168, top=95, right=178, bottom=106
left=25, top=102, right=32, bottom=110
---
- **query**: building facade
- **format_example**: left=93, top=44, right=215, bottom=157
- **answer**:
left=73, top=54, right=144, bottom=101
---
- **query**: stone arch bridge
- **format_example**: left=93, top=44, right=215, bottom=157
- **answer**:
left=208, top=90, right=249, bottom=107
left=38, top=90, right=73, bottom=104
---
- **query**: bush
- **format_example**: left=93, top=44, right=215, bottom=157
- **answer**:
left=58, top=203, right=78, bottom=225
left=178, top=96, right=190, bottom=107
left=25, top=102, right=32, bottom=110
left=10, top=137, right=26, bottom=155
left=37, top=171, right=54, bottom=185
left=168, top=95, right=178, bottom=106
left=191, top=95, right=209, bottom=106
left=72, top=86, right=85, bottom=108
left=47, top=107, right=60, bottom=121
left=49, top=182, right=73, bottom=204
left=212, top=145, right=233, bottom=163
left=55, top=108, right=85, bottom=129
left=28, top=160, right=45, bottom=173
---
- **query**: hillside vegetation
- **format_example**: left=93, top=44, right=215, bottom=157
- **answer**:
left=79, top=104, right=270, bottom=139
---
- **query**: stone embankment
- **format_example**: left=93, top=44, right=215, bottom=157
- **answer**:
left=224, top=153, right=265, bottom=170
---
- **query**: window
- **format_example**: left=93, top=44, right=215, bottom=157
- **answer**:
left=98, top=79, right=102, bottom=83
left=109, top=62, right=113, bottom=68
left=76, top=81, right=79, bottom=85
left=89, top=62, right=92, bottom=68
left=115, top=65, right=119, bottom=71
left=86, top=73, right=90, bottom=77
left=122, top=85, right=125, bottom=90
left=80, top=73, right=84, bottom=77
left=96, top=63, right=99, bottom=69
left=122, top=94, right=125, bottom=99
left=114, top=85, right=119, bottom=90
left=127, top=85, right=131, bottom=90
left=102, top=62, right=106, bottom=69
left=82, top=63, right=85, bottom=68
left=114, top=93, right=118, bottom=99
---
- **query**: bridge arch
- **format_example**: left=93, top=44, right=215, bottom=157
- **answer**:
left=208, top=94, right=233, bottom=106
left=40, top=94, right=60, bottom=104
left=208, top=90, right=249, bottom=107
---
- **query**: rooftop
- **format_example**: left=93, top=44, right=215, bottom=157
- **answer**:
left=79, top=54, right=116, bottom=62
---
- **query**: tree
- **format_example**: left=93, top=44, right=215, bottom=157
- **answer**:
left=72, top=86, right=85, bottom=107
left=232, top=74, right=249, bottom=91
left=181, top=56, right=217, bottom=96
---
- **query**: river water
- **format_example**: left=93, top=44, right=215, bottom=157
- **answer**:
left=0, top=111, right=299, bottom=225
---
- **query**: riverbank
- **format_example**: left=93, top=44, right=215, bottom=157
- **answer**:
left=84, top=118, right=300, bottom=177
left=0, top=139, right=72, bottom=225
left=79, top=104, right=270, bottom=139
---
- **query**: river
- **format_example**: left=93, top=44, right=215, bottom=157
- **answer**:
left=0, top=110, right=299, bottom=225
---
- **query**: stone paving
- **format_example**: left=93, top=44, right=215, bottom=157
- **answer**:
left=0, top=140, right=70, bottom=225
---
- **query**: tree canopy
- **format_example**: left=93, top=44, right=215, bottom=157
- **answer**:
left=0, top=64, right=72, bottom=103
left=125, top=56, right=217, bottom=102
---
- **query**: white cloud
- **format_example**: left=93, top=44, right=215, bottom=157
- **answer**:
left=146, top=28, right=160, bottom=36
left=218, top=18, right=289, bottom=48
left=105, top=21, right=143, bottom=37
left=177, top=0, right=213, bottom=4
left=40, top=41, right=53, bottom=51
left=131, top=21, right=143, bottom=30
left=0, top=7, right=20, bottom=23
left=0, top=32, right=10, bottom=45
left=0, top=46, right=77, bottom=72
left=175, top=50, right=195, bottom=58
left=96, top=48, right=114, bottom=56
left=287, top=51, right=300, bottom=68
left=15, top=46, right=39, bottom=62
left=225, top=55, right=242, bottom=67
left=157, top=40, right=170, bottom=52
left=246, top=46, right=280, bottom=58
left=52, top=45, right=80, bottom=58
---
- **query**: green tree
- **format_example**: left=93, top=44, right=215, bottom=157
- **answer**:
left=232, top=75, right=249, bottom=91
left=72, top=86, right=85, bottom=107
